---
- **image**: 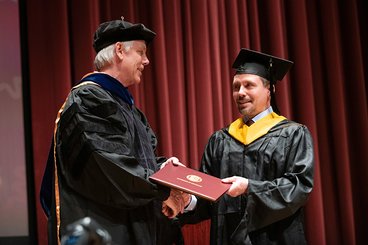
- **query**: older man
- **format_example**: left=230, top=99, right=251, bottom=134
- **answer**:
left=40, top=18, right=187, bottom=245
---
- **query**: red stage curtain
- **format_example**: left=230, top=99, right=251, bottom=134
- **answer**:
left=25, top=0, right=367, bottom=244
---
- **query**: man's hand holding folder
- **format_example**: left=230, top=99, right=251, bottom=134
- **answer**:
left=158, top=157, right=192, bottom=219
left=150, top=162, right=231, bottom=204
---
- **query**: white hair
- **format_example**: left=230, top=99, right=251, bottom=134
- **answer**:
left=94, top=41, right=134, bottom=71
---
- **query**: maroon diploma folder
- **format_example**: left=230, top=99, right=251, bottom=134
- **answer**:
left=149, top=163, right=231, bottom=202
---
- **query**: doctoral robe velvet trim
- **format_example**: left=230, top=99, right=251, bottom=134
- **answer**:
left=80, top=72, right=134, bottom=106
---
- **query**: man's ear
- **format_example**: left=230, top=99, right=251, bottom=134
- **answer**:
left=115, top=42, right=124, bottom=59
left=265, top=82, right=271, bottom=93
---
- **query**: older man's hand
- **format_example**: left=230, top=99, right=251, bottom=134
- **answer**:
left=160, top=157, right=186, bottom=169
left=162, top=189, right=192, bottom=218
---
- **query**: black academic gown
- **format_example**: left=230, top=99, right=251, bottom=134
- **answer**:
left=180, top=119, right=314, bottom=245
left=46, top=82, right=180, bottom=245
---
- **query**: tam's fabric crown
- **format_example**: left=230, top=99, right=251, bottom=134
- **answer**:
left=93, top=18, right=156, bottom=53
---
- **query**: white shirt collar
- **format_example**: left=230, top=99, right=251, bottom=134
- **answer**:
left=249, top=106, right=273, bottom=123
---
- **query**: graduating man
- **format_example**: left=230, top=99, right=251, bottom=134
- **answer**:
left=180, top=49, right=314, bottom=244
left=40, top=18, right=187, bottom=245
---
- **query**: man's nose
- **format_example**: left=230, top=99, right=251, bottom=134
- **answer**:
left=143, top=56, right=150, bottom=65
left=238, top=85, right=247, bottom=96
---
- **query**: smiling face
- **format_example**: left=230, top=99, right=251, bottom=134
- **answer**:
left=117, top=40, right=150, bottom=87
left=232, top=73, right=271, bottom=119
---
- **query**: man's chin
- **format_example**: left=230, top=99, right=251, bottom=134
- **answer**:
left=239, top=108, right=250, bottom=115
left=134, top=77, right=142, bottom=84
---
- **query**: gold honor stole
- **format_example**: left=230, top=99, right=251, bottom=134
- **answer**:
left=229, top=112, right=286, bottom=145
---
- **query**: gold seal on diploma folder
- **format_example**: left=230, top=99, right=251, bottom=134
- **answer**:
left=149, top=163, right=231, bottom=202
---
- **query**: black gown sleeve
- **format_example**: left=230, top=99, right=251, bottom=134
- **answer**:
left=55, top=84, right=169, bottom=209
left=245, top=124, right=314, bottom=231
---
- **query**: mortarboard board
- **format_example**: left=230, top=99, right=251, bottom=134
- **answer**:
left=232, top=48, right=293, bottom=83
left=93, top=17, right=156, bottom=53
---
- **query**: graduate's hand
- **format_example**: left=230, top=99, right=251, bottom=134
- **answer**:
left=162, top=189, right=185, bottom=218
left=222, top=176, right=249, bottom=197
left=160, top=157, right=186, bottom=169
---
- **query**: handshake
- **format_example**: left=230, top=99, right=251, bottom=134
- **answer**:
left=162, top=189, right=191, bottom=219
left=160, top=157, right=192, bottom=219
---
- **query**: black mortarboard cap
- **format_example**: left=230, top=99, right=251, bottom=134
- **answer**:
left=232, top=48, right=293, bottom=83
left=93, top=17, right=156, bottom=53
